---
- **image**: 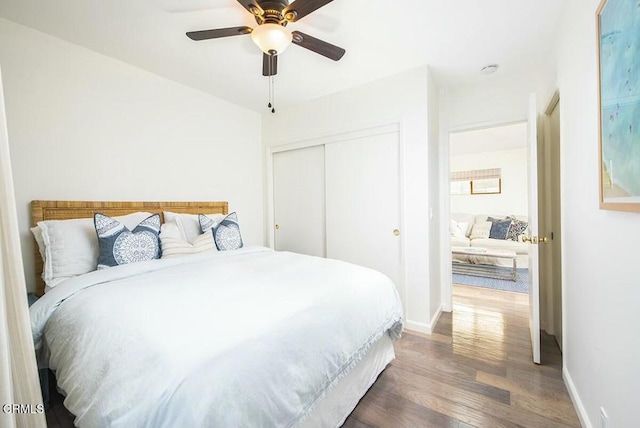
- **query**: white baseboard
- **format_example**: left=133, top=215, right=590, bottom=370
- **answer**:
left=404, top=306, right=443, bottom=335
left=404, top=320, right=431, bottom=334
left=563, top=367, right=592, bottom=428
left=429, top=305, right=442, bottom=331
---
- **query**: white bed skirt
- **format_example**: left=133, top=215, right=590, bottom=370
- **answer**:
left=302, top=333, right=395, bottom=427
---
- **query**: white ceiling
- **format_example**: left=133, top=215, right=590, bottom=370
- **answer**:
left=449, top=122, right=528, bottom=155
left=0, top=0, right=565, bottom=112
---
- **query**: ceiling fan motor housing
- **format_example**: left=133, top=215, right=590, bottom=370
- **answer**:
left=254, top=1, right=291, bottom=24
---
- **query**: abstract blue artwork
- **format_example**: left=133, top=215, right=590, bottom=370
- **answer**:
left=598, top=0, right=640, bottom=212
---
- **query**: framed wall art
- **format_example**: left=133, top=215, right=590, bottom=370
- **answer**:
left=450, top=168, right=502, bottom=196
left=597, top=0, right=640, bottom=212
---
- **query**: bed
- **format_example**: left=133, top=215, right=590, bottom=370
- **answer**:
left=29, top=201, right=404, bottom=427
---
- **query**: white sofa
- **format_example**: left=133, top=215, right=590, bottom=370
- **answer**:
left=451, top=213, right=530, bottom=269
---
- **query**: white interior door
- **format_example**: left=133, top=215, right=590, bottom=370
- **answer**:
left=324, top=132, right=402, bottom=289
left=273, top=145, right=326, bottom=257
left=527, top=93, right=541, bottom=364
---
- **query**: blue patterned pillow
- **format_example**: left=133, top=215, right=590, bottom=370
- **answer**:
left=95, top=213, right=161, bottom=269
left=199, top=212, right=243, bottom=251
left=507, top=216, right=528, bottom=241
left=488, top=218, right=513, bottom=240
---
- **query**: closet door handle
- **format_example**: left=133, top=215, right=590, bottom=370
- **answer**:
left=393, top=229, right=400, bottom=236
left=275, top=224, right=280, bottom=230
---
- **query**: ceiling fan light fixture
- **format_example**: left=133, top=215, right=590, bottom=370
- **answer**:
left=251, top=23, right=292, bottom=55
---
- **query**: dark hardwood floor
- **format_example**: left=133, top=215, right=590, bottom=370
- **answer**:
left=47, top=284, right=579, bottom=427
left=344, top=285, right=580, bottom=427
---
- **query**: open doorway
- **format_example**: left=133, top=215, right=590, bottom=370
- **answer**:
left=445, top=121, right=538, bottom=365
left=441, top=93, right=564, bottom=365
left=449, top=122, right=531, bottom=301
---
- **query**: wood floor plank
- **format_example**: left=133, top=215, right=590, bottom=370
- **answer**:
left=348, top=383, right=475, bottom=428
left=510, top=392, right=580, bottom=427
left=372, top=367, right=522, bottom=428
left=392, top=351, right=512, bottom=405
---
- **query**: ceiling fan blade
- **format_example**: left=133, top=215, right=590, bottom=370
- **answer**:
left=236, top=0, right=263, bottom=15
left=283, top=0, right=334, bottom=22
left=263, top=54, right=278, bottom=76
left=186, top=26, right=252, bottom=41
left=291, top=31, right=345, bottom=61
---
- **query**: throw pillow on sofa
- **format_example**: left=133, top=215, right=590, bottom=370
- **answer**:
left=488, top=218, right=513, bottom=240
left=507, top=216, right=529, bottom=241
left=450, top=220, right=469, bottom=238
left=470, top=221, right=492, bottom=239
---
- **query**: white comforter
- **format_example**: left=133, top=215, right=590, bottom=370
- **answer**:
left=30, top=247, right=403, bottom=428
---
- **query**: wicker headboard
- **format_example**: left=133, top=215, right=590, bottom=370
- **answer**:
left=31, top=200, right=228, bottom=296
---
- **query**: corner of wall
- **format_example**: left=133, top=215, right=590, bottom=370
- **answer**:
left=405, top=304, right=442, bottom=335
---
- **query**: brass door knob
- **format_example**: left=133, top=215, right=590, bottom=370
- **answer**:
left=275, top=224, right=280, bottom=230
left=393, top=229, right=400, bottom=236
left=523, top=235, right=549, bottom=244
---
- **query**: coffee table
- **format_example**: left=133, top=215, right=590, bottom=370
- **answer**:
left=451, top=246, right=517, bottom=281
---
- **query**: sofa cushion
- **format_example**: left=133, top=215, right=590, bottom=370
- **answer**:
left=471, top=238, right=528, bottom=255
left=451, top=236, right=471, bottom=247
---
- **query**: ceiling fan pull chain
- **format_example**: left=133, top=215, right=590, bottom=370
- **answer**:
left=271, top=75, right=276, bottom=114
left=268, top=73, right=271, bottom=109
left=266, top=54, right=275, bottom=113
left=268, top=75, right=275, bottom=113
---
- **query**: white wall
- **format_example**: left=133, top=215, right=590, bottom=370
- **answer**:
left=427, top=72, right=441, bottom=320
left=263, top=66, right=440, bottom=334
left=448, top=70, right=556, bottom=130
left=555, top=0, right=639, bottom=426
left=450, top=148, right=529, bottom=216
left=0, top=19, right=263, bottom=292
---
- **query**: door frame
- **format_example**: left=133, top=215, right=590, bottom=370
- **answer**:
left=439, top=118, right=530, bottom=313
left=265, top=122, right=407, bottom=310
left=543, top=90, right=566, bottom=355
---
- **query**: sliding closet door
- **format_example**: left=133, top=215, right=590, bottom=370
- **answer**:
left=325, top=132, right=401, bottom=287
left=273, top=145, right=326, bottom=257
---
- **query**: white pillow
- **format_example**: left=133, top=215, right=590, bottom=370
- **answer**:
left=163, top=212, right=225, bottom=243
left=161, top=232, right=217, bottom=259
left=34, top=212, right=153, bottom=288
left=160, top=220, right=182, bottom=240
left=450, top=220, right=468, bottom=238
left=31, top=226, right=46, bottom=262
left=469, top=221, right=492, bottom=240
left=451, top=213, right=475, bottom=236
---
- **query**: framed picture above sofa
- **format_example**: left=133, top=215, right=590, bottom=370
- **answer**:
left=451, top=168, right=502, bottom=196
left=471, top=178, right=501, bottom=195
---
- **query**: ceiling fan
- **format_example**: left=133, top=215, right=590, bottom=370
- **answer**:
left=186, top=0, right=346, bottom=77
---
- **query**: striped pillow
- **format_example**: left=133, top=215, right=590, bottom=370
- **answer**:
left=160, top=231, right=217, bottom=259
